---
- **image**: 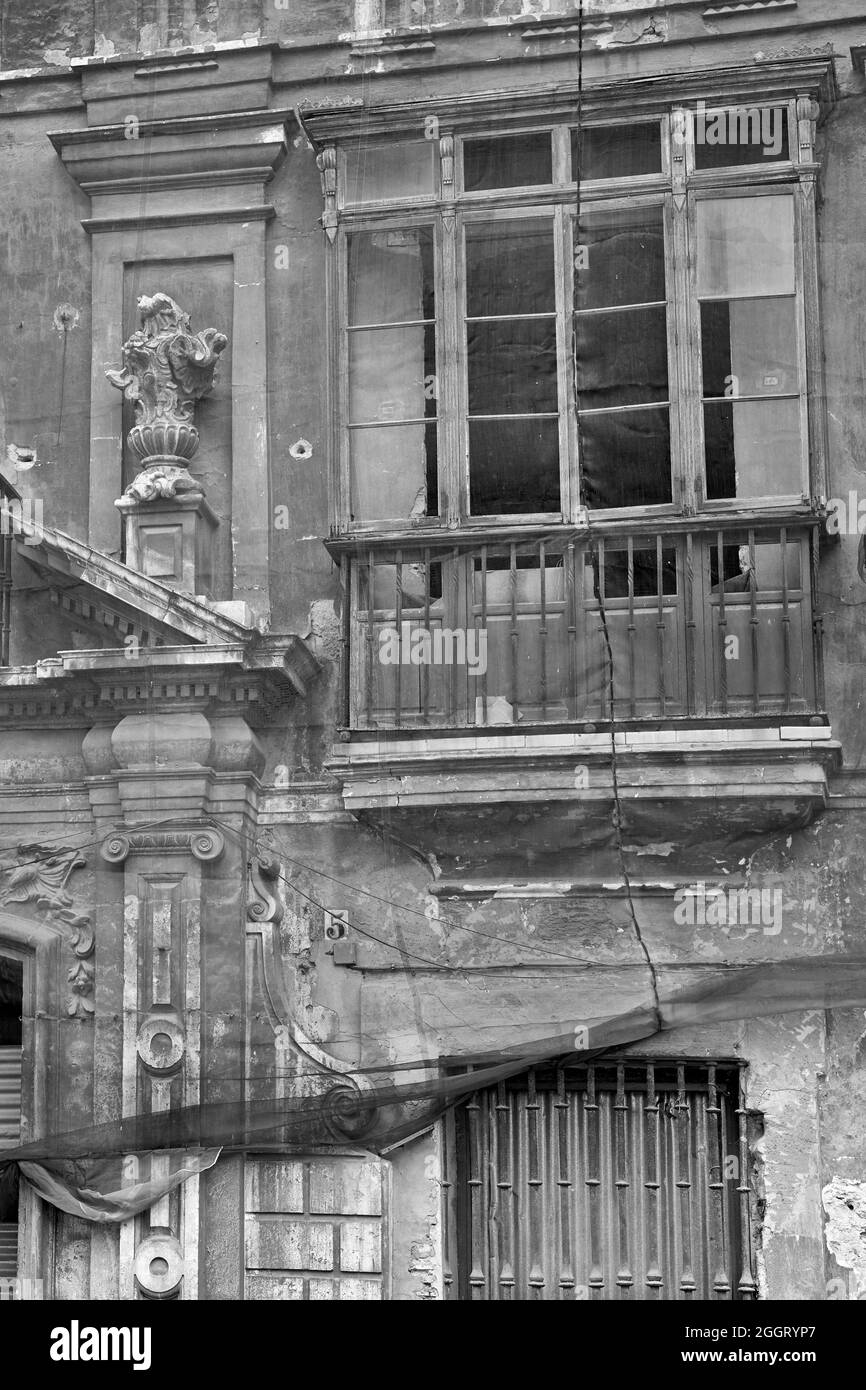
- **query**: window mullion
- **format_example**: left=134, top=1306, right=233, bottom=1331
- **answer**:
left=439, top=211, right=464, bottom=525
left=333, top=224, right=351, bottom=530
left=796, top=171, right=827, bottom=504
left=554, top=203, right=575, bottom=523
left=670, top=188, right=701, bottom=514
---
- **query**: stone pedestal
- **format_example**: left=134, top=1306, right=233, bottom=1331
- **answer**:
left=117, top=492, right=216, bottom=599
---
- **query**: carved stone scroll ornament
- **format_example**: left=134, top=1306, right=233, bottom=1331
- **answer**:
left=245, top=852, right=376, bottom=1141
left=101, top=828, right=225, bottom=865
left=105, top=293, right=228, bottom=501
left=0, top=844, right=94, bottom=1019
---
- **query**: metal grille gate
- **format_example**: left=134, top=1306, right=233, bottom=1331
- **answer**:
left=0, top=1046, right=22, bottom=1280
left=443, top=1061, right=757, bottom=1301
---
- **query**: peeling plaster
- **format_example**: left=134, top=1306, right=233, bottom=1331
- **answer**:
left=307, top=598, right=342, bottom=664
left=823, top=1178, right=866, bottom=1297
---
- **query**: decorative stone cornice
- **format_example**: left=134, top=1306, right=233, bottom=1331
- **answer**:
left=301, top=56, right=836, bottom=142
left=106, top=292, right=228, bottom=502
left=0, top=642, right=319, bottom=728
left=48, top=109, right=295, bottom=231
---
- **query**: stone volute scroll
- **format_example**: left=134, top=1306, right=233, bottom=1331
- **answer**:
left=107, top=293, right=228, bottom=598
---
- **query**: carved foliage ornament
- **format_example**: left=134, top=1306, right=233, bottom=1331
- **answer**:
left=0, top=844, right=94, bottom=1019
left=105, top=293, right=228, bottom=500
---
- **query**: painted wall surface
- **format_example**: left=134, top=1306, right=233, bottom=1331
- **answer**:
left=0, top=2, right=865, bottom=1302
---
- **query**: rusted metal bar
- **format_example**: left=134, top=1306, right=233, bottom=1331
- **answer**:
left=716, top=530, right=728, bottom=715
left=644, top=1063, right=663, bottom=1298
left=780, top=527, right=791, bottom=712
left=526, top=1068, right=545, bottom=1298
left=466, top=1090, right=487, bottom=1300
left=449, top=546, right=459, bottom=724
left=566, top=539, right=579, bottom=717
left=422, top=546, right=431, bottom=725
left=685, top=531, right=697, bottom=715
left=509, top=542, right=519, bottom=724
left=479, top=545, right=488, bottom=726
left=706, top=1065, right=733, bottom=1298
left=394, top=549, right=403, bottom=730
left=539, top=539, right=548, bottom=721
left=555, top=1067, right=575, bottom=1299
left=495, top=1081, right=515, bottom=1298
left=810, top=523, right=826, bottom=710
left=584, top=1064, right=603, bottom=1296
left=656, top=535, right=666, bottom=717
left=627, top=537, right=636, bottom=719
left=748, top=529, right=760, bottom=713
left=674, top=1064, right=697, bottom=1297
left=614, top=1063, right=633, bottom=1296
left=365, top=549, right=375, bottom=729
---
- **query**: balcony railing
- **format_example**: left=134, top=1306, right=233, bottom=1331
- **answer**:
left=341, top=521, right=824, bottom=731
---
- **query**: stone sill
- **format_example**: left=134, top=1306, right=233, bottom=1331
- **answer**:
left=332, top=723, right=834, bottom=762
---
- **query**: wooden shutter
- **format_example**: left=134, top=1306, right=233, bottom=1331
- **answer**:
left=444, top=1060, right=756, bottom=1301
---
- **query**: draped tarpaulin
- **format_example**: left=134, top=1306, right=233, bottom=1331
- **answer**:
left=2, top=954, right=866, bottom=1223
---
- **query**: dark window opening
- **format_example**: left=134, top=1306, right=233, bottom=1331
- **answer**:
left=575, top=208, right=671, bottom=509
left=694, top=107, right=789, bottom=170
left=348, top=227, right=439, bottom=522
left=588, top=546, right=678, bottom=599
left=466, top=220, right=561, bottom=515
left=573, top=123, right=663, bottom=180
left=463, top=132, right=553, bottom=191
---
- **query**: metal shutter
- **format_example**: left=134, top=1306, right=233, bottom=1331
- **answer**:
left=444, top=1060, right=757, bottom=1301
left=0, top=1046, right=21, bottom=1280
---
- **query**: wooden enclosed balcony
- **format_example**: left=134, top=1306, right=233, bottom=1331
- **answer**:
left=340, top=520, right=825, bottom=732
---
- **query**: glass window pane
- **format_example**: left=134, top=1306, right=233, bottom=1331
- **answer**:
left=694, top=107, right=789, bottom=170
left=463, top=132, right=553, bottom=191
left=344, top=141, right=435, bottom=204
left=349, top=325, right=437, bottom=424
left=573, top=123, right=662, bottom=179
left=465, top=220, right=555, bottom=317
left=697, top=196, right=794, bottom=299
left=576, top=305, right=668, bottom=410
left=704, top=397, right=802, bottom=499
left=579, top=407, right=672, bottom=509
left=468, top=319, right=558, bottom=415
left=575, top=207, right=666, bottom=311
left=350, top=422, right=438, bottom=522
left=469, top=418, right=560, bottom=515
left=348, top=228, right=435, bottom=327
left=701, top=298, right=799, bottom=399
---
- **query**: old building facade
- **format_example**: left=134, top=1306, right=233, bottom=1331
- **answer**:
left=1, top=0, right=866, bottom=1301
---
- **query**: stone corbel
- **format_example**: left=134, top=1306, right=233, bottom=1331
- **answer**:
left=796, top=94, right=820, bottom=165
left=317, top=145, right=338, bottom=244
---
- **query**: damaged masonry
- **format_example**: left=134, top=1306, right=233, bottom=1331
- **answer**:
left=0, top=0, right=866, bottom=1311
